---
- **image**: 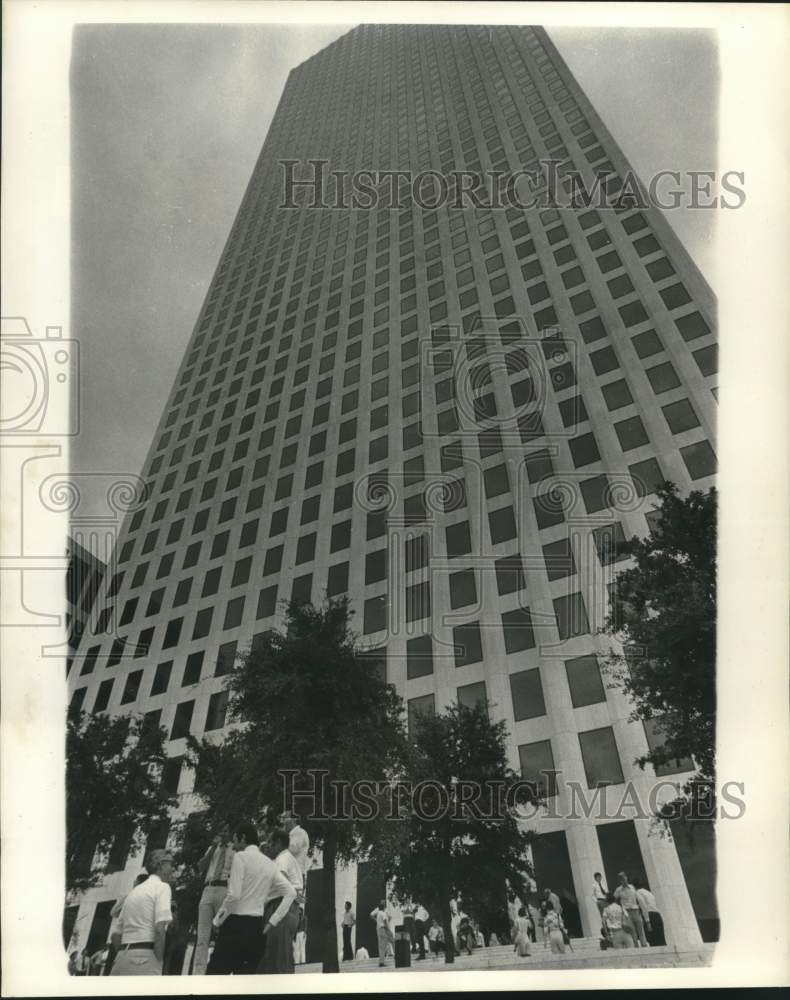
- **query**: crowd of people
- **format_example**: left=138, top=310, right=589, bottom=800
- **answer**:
left=68, top=829, right=666, bottom=976
left=69, top=811, right=310, bottom=977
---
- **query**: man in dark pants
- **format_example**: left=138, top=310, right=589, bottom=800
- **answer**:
left=207, top=822, right=295, bottom=975
left=341, top=902, right=356, bottom=961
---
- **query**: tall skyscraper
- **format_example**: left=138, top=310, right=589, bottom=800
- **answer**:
left=67, top=24, right=717, bottom=959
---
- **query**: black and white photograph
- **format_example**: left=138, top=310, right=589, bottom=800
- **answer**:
left=1, top=1, right=788, bottom=994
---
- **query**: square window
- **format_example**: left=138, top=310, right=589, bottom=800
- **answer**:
left=502, top=607, right=535, bottom=653
left=693, top=344, right=718, bottom=377
left=291, top=573, right=312, bottom=604
left=120, top=669, right=143, bottom=705
left=330, top=520, right=351, bottom=552
left=680, top=440, right=717, bottom=480
left=163, top=617, right=183, bottom=649
left=408, top=694, right=435, bottom=736
left=675, top=311, right=711, bottom=342
left=553, top=591, right=590, bottom=640
left=569, top=432, right=601, bottom=468
left=495, top=553, right=526, bottom=595
left=170, top=700, right=194, bottom=741
left=601, top=378, right=633, bottom=411
left=592, top=522, right=630, bottom=565
left=618, top=300, right=649, bottom=327
left=406, top=581, right=431, bottom=622
left=449, top=568, right=477, bottom=609
left=578, top=316, right=607, bottom=344
left=589, top=346, right=619, bottom=376
left=484, top=464, right=510, bottom=499
left=510, top=668, right=546, bottom=721
left=205, top=690, right=229, bottom=732
left=629, top=457, right=665, bottom=496
left=150, top=661, right=172, bottom=697
left=518, top=740, right=557, bottom=798
left=445, top=521, right=472, bottom=559
left=365, top=549, right=387, bottom=585
left=579, top=727, right=624, bottom=787
left=363, top=594, right=388, bottom=634
left=581, top=474, right=611, bottom=514
left=296, top=533, right=316, bottom=565
left=645, top=361, right=681, bottom=395
left=558, top=394, right=588, bottom=428
left=223, top=596, right=245, bottom=630
left=489, top=506, right=517, bottom=544
left=270, top=508, right=289, bottom=535
left=256, top=585, right=277, bottom=619
left=659, top=282, right=692, bottom=310
left=565, top=654, right=606, bottom=708
left=631, top=330, right=663, bottom=359
left=662, top=398, right=701, bottom=434
left=263, top=545, right=284, bottom=576
left=327, top=562, right=349, bottom=597
left=542, top=537, right=577, bottom=581
left=406, top=635, right=433, bottom=679
left=182, top=651, right=203, bottom=686
left=457, top=680, right=487, bottom=716
left=453, top=622, right=483, bottom=667
left=614, top=415, right=649, bottom=451
left=525, top=449, right=554, bottom=484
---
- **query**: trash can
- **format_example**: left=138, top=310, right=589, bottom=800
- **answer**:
left=394, top=925, right=411, bottom=968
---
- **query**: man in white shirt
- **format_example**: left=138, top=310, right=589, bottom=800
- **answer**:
left=370, top=899, right=392, bottom=967
left=110, top=850, right=175, bottom=976
left=592, top=872, right=609, bottom=922
left=413, top=903, right=429, bottom=960
left=614, top=871, right=648, bottom=947
left=279, top=810, right=310, bottom=877
left=207, top=822, right=296, bottom=975
left=260, top=828, right=303, bottom=974
left=192, top=825, right=234, bottom=975
left=633, top=878, right=665, bottom=946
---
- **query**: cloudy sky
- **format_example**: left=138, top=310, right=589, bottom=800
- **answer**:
left=71, top=24, right=717, bottom=522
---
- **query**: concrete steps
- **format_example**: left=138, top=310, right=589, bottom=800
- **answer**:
left=296, top=940, right=715, bottom=974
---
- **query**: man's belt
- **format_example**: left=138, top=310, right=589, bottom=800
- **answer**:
left=120, top=942, right=154, bottom=951
left=207, top=879, right=228, bottom=887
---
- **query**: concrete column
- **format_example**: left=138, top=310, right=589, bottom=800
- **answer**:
left=563, top=820, right=608, bottom=939
left=634, top=818, right=703, bottom=949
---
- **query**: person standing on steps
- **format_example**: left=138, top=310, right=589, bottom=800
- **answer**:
left=592, top=872, right=609, bottom=923
left=192, top=825, right=234, bottom=975
left=370, top=899, right=393, bottom=967
left=341, top=901, right=356, bottom=961
left=634, top=877, right=665, bottom=946
left=614, top=871, right=648, bottom=948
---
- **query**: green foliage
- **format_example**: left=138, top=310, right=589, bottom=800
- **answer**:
left=181, top=598, right=409, bottom=971
left=602, top=482, right=717, bottom=790
left=66, top=708, right=176, bottom=894
left=368, top=701, right=534, bottom=963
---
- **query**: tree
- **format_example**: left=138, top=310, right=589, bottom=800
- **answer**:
left=602, top=482, right=717, bottom=815
left=368, top=701, right=534, bottom=964
left=66, top=708, right=176, bottom=894
left=183, top=598, right=409, bottom=973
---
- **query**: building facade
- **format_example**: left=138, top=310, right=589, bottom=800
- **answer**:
left=67, top=24, right=718, bottom=960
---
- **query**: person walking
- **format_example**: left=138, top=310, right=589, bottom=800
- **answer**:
left=513, top=906, right=532, bottom=957
left=414, top=903, right=429, bottom=960
left=542, top=901, right=566, bottom=954
left=601, top=893, right=632, bottom=949
left=207, top=822, right=295, bottom=975
left=634, top=878, right=665, bottom=946
left=260, top=828, right=303, bottom=974
left=614, top=872, right=648, bottom=947
left=341, top=901, right=356, bottom=961
left=592, top=872, right=609, bottom=923
left=192, top=826, right=234, bottom=975
left=370, top=900, right=393, bottom=967
left=110, top=849, right=175, bottom=976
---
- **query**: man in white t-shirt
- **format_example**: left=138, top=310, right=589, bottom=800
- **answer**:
left=370, top=900, right=392, bottom=967
left=110, top=850, right=175, bottom=976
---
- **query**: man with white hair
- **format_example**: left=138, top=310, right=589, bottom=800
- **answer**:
left=110, top=849, right=175, bottom=975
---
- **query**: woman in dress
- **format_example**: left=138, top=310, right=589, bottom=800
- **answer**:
left=601, top=893, right=632, bottom=949
left=512, top=906, right=532, bottom=957
left=542, top=901, right=566, bottom=954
